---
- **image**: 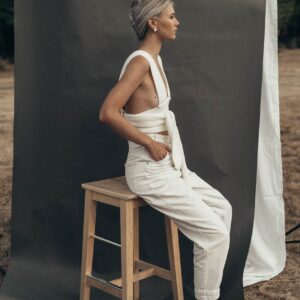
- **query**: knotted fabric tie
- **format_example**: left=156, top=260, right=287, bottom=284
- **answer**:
left=122, top=108, right=192, bottom=187
left=165, top=111, right=191, bottom=186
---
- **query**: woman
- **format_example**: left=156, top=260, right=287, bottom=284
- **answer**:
left=99, top=1, right=232, bottom=299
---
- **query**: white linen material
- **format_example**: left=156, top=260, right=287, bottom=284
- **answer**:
left=119, top=50, right=232, bottom=299
left=243, top=0, right=287, bottom=286
left=119, top=50, right=190, bottom=186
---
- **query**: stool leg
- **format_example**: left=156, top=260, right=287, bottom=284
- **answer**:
left=121, top=201, right=134, bottom=300
left=133, top=207, right=140, bottom=300
left=165, top=216, right=184, bottom=300
left=80, top=190, right=96, bottom=300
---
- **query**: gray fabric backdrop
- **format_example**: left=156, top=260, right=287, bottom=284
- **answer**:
left=0, top=0, right=266, bottom=299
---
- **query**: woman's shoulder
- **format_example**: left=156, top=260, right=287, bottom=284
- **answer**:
left=125, top=50, right=151, bottom=68
left=118, top=51, right=150, bottom=80
left=125, top=49, right=153, bottom=63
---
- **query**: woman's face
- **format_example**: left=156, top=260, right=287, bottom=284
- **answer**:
left=154, top=3, right=180, bottom=40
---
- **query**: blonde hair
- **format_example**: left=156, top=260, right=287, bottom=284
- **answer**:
left=129, top=0, right=175, bottom=41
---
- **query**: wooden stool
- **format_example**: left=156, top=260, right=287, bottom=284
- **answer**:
left=80, top=176, right=184, bottom=300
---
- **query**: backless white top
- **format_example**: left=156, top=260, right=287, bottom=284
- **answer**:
left=118, top=50, right=191, bottom=185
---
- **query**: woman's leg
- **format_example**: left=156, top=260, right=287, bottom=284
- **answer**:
left=188, top=172, right=232, bottom=300
left=128, top=165, right=232, bottom=300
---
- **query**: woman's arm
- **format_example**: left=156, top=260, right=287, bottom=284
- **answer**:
left=99, top=56, right=153, bottom=147
left=99, top=56, right=171, bottom=160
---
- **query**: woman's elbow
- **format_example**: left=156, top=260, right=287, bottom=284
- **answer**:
left=99, top=108, right=117, bottom=123
left=99, top=109, right=107, bottom=123
left=99, top=103, right=110, bottom=122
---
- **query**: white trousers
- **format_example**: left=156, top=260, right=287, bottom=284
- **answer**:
left=125, top=133, right=232, bottom=300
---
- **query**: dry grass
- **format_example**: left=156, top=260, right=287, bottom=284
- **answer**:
left=0, top=59, right=13, bottom=284
left=0, top=50, right=299, bottom=298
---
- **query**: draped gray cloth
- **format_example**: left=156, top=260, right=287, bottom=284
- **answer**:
left=0, top=1, right=281, bottom=300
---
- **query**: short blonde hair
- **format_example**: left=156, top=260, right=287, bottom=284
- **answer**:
left=129, top=0, right=175, bottom=41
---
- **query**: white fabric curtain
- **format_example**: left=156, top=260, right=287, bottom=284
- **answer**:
left=243, top=0, right=286, bottom=286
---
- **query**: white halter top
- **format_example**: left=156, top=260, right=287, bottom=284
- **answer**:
left=119, top=50, right=191, bottom=186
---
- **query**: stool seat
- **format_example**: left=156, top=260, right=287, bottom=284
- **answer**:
left=80, top=176, right=184, bottom=300
left=81, top=176, right=137, bottom=200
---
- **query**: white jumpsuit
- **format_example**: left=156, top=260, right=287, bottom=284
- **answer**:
left=119, top=50, right=232, bottom=300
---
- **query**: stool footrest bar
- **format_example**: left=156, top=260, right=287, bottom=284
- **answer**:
left=135, top=259, right=172, bottom=281
left=89, top=234, right=121, bottom=247
left=87, top=274, right=122, bottom=298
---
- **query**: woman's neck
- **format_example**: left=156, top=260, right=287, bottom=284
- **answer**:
left=138, top=32, right=163, bottom=60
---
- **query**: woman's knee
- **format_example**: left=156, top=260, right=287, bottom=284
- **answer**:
left=224, top=200, right=232, bottom=219
left=215, top=224, right=230, bottom=247
left=198, top=222, right=230, bottom=252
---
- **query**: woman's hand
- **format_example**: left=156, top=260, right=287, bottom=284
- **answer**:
left=145, top=140, right=172, bottom=161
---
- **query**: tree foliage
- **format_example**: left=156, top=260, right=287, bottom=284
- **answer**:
left=278, top=0, right=300, bottom=48
left=0, top=0, right=14, bottom=60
